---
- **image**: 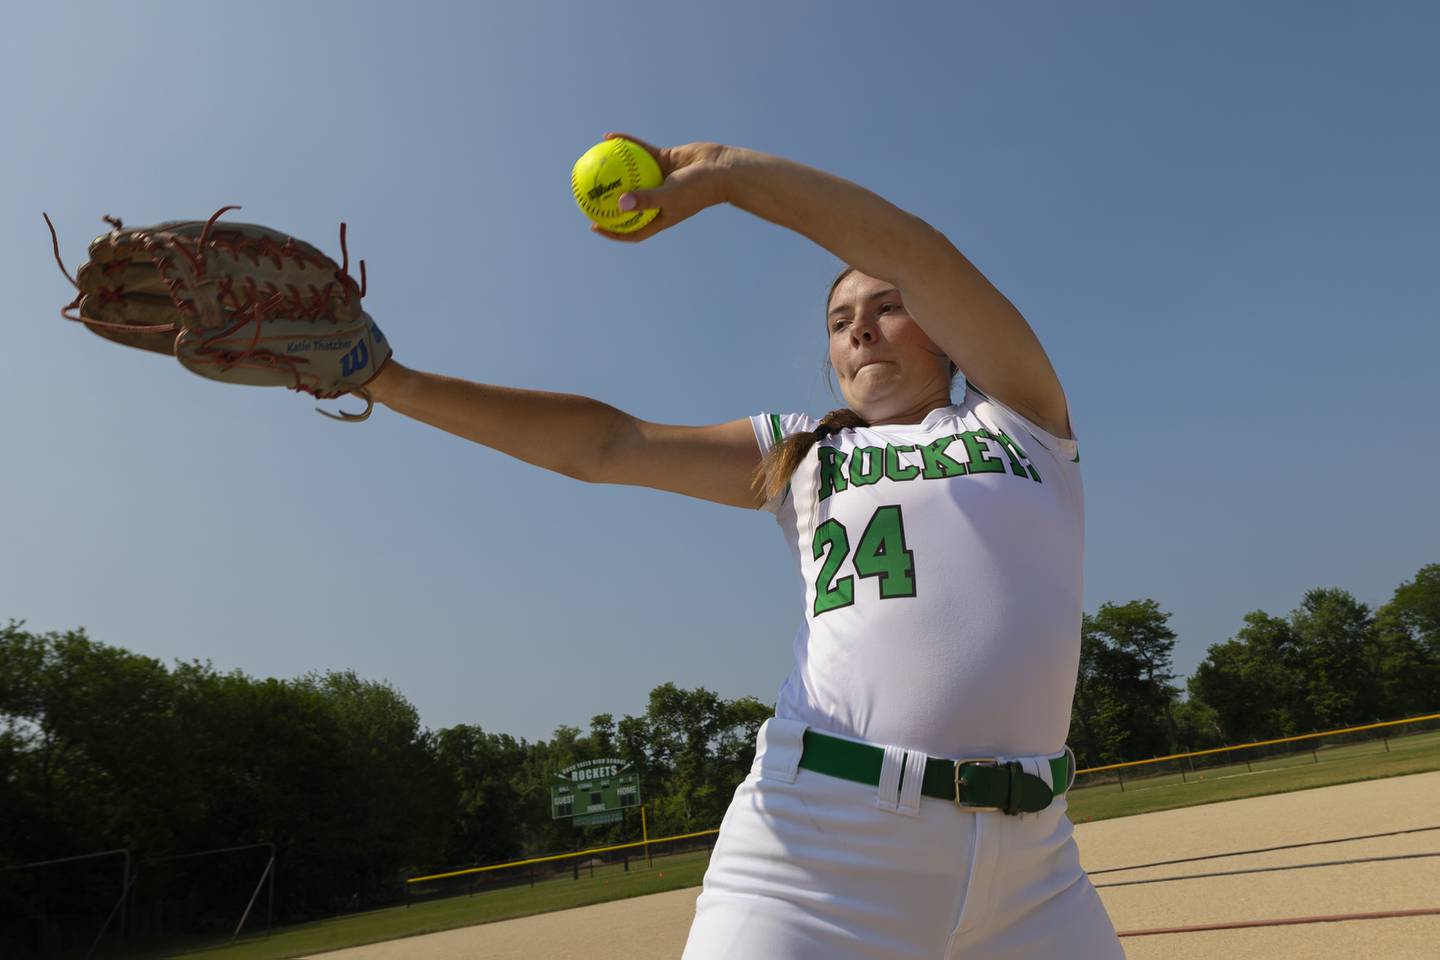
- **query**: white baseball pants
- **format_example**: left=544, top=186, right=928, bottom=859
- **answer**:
left=681, top=718, right=1123, bottom=959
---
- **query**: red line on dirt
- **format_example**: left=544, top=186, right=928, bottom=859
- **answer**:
left=1117, top=906, right=1440, bottom=937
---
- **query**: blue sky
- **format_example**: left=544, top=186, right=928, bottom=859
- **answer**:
left=3, top=1, right=1436, bottom=743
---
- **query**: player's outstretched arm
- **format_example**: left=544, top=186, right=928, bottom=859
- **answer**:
left=596, top=135, right=1071, bottom=440
left=366, top=361, right=764, bottom=509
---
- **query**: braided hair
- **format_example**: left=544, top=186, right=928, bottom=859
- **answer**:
left=750, top=407, right=871, bottom=504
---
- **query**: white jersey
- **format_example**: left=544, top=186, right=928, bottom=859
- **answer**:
left=750, top=381, right=1083, bottom=760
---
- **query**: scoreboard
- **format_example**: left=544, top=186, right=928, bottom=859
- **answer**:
left=550, top=758, right=641, bottom=827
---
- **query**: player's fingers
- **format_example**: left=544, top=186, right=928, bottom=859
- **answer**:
left=603, top=131, right=663, bottom=162
left=617, top=186, right=662, bottom=212
left=603, top=131, right=689, bottom=179
left=590, top=222, right=652, bottom=243
left=588, top=155, right=716, bottom=244
left=619, top=163, right=713, bottom=212
left=590, top=206, right=679, bottom=243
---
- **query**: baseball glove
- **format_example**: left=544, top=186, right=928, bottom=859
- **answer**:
left=43, top=206, right=391, bottom=421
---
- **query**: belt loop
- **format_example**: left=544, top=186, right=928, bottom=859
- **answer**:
left=898, top=749, right=927, bottom=815
left=875, top=744, right=907, bottom=811
left=755, top=718, right=806, bottom=783
left=1004, top=762, right=1022, bottom=816
left=1016, top=755, right=1046, bottom=821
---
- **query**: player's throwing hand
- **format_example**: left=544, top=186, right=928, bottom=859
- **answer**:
left=585, top=134, right=732, bottom=243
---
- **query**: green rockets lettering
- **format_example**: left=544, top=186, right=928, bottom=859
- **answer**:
left=816, top=431, right=1042, bottom=503
left=919, top=436, right=968, bottom=479
left=818, top=446, right=850, bottom=500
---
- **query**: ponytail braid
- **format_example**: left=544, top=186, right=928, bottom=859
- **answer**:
left=750, top=407, right=869, bottom=504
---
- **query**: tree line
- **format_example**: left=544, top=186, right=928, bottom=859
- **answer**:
left=1070, top=563, right=1438, bottom=767
left=1, top=563, right=1435, bottom=931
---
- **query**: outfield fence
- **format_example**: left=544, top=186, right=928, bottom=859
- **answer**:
left=0, top=842, right=274, bottom=959
left=1069, top=710, right=1440, bottom=794
left=405, top=828, right=721, bottom=907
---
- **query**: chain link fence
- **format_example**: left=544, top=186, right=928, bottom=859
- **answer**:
left=405, top=829, right=719, bottom=907
left=1071, top=711, right=1440, bottom=795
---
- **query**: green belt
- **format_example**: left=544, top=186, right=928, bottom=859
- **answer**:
left=797, top=731, right=1070, bottom=816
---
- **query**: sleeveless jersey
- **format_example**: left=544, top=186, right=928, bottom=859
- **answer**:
left=749, top=382, right=1083, bottom=760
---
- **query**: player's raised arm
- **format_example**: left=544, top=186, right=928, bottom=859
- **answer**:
left=590, top=135, right=1071, bottom=440
left=364, top=361, right=765, bottom=509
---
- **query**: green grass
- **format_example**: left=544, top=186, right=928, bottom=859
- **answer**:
left=117, top=731, right=1440, bottom=960
left=1065, top=728, right=1440, bottom=822
left=113, top=851, right=713, bottom=960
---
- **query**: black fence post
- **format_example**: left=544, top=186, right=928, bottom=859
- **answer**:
left=1117, top=769, right=1125, bottom=792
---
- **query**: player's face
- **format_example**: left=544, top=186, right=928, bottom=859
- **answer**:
left=827, top=271, right=953, bottom=423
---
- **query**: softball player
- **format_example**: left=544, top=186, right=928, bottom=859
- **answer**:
left=363, top=136, right=1121, bottom=958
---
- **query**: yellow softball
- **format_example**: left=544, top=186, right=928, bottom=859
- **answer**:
left=571, top=138, right=663, bottom=233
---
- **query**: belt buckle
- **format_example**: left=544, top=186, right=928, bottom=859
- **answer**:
left=952, top=757, right=998, bottom=808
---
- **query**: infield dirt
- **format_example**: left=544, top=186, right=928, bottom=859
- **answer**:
left=313, top=771, right=1440, bottom=960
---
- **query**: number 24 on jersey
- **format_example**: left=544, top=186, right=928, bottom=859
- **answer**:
left=811, top=504, right=916, bottom=616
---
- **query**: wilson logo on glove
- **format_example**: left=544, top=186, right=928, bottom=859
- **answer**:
left=340, top=341, right=370, bottom=378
